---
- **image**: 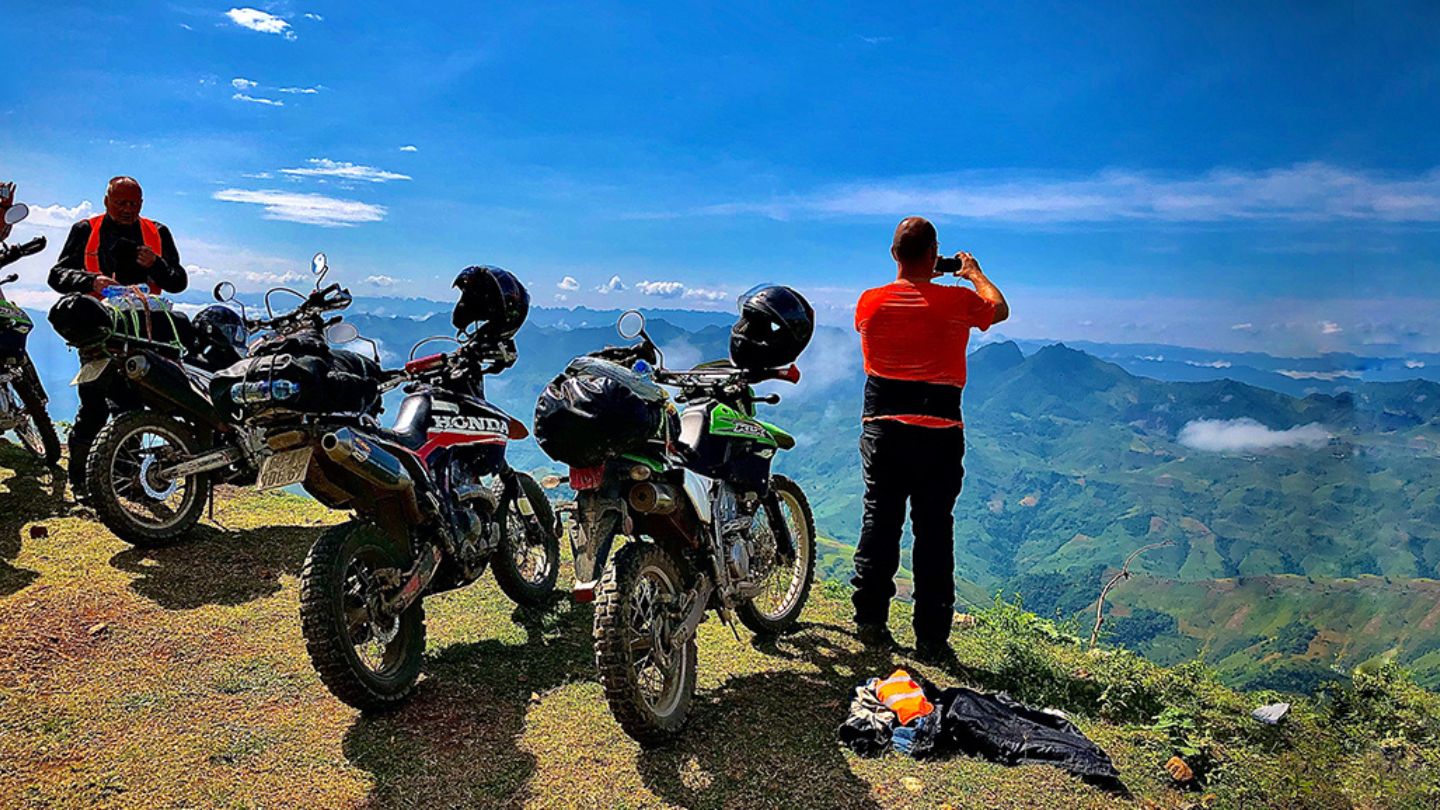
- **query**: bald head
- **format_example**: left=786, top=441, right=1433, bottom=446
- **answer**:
left=104, top=176, right=143, bottom=225
left=891, top=215, right=938, bottom=268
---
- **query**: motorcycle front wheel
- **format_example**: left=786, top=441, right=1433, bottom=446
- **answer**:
left=594, top=542, right=697, bottom=745
left=299, top=521, right=425, bottom=711
left=736, top=474, right=816, bottom=636
left=7, top=371, right=61, bottom=466
left=86, top=410, right=211, bottom=546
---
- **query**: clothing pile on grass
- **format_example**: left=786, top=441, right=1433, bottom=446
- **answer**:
left=838, top=668, right=1123, bottom=791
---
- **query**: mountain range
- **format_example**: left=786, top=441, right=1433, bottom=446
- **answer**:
left=13, top=295, right=1440, bottom=692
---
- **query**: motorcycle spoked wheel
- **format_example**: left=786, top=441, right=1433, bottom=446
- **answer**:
left=6, top=376, right=61, bottom=466
left=491, top=471, right=561, bottom=607
left=735, top=474, right=816, bottom=636
left=300, top=521, right=425, bottom=711
left=594, top=542, right=697, bottom=745
left=86, top=410, right=211, bottom=547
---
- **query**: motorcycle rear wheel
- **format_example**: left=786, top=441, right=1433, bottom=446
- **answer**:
left=594, top=541, right=697, bottom=745
left=300, top=521, right=425, bottom=711
left=86, top=410, right=210, bottom=547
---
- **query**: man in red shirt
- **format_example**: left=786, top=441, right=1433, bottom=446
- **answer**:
left=852, top=216, right=1009, bottom=662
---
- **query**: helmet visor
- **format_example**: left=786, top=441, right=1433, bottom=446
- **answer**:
left=737, top=283, right=775, bottom=313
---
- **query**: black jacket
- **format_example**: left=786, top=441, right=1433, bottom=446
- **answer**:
left=48, top=216, right=187, bottom=295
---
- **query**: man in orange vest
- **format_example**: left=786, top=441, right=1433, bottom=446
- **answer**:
left=49, top=176, right=188, bottom=501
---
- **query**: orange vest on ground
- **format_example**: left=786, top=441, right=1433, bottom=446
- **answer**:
left=874, top=669, right=934, bottom=725
left=84, top=214, right=163, bottom=297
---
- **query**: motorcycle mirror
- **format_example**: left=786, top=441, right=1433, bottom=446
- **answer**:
left=213, top=281, right=236, bottom=302
left=3, top=203, right=28, bottom=226
left=311, top=252, right=329, bottom=287
left=324, top=322, right=359, bottom=344
left=617, top=309, right=646, bottom=340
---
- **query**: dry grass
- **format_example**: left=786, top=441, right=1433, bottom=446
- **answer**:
left=0, top=441, right=1426, bottom=809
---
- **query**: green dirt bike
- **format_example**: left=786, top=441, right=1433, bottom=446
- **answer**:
left=0, top=207, right=61, bottom=465
left=535, top=310, right=815, bottom=743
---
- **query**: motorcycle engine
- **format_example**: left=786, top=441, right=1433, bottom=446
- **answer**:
left=716, top=484, right=759, bottom=583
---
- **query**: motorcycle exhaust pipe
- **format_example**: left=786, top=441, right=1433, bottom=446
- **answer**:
left=125, top=353, right=227, bottom=431
left=628, top=481, right=680, bottom=515
left=321, top=428, right=412, bottom=492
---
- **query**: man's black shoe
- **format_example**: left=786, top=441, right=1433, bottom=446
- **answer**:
left=914, top=638, right=958, bottom=666
left=856, top=623, right=899, bottom=652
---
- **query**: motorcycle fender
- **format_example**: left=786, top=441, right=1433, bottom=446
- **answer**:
left=571, top=491, right=623, bottom=590
left=72, top=358, right=110, bottom=386
left=683, top=469, right=714, bottom=525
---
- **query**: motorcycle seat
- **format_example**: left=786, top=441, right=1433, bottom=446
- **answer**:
left=380, top=393, right=431, bottom=451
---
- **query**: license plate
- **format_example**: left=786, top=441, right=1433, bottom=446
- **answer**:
left=569, top=465, right=605, bottom=491
left=258, top=446, right=313, bottom=491
left=72, top=359, right=110, bottom=386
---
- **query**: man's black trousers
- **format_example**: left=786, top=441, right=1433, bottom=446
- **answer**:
left=851, top=420, right=965, bottom=644
left=68, top=375, right=140, bottom=493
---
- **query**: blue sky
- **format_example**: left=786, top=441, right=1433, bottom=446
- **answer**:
left=3, top=1, right=1438, bottom=354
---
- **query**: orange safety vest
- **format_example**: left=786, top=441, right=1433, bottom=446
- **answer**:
left=874, top=669, right=934, bottom=725
left=84, top=214, right=163, bottom=297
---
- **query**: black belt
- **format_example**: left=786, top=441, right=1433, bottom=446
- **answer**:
left=863, top=375, right=962, bottom=421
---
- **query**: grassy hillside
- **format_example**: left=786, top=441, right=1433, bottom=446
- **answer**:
left=2, top=442, right=1438, bottom=808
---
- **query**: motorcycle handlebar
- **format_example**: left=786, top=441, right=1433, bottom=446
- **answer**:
left=0, top=236, right=46, bottom=270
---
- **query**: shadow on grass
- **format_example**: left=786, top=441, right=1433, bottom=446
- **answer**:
left=109, top=523, right=323, bottom=609
left=635, top=622, right=884, bottom=810
left=0, top=440, right=68, bottom=596
left=342, top=592, right=595, bottom=808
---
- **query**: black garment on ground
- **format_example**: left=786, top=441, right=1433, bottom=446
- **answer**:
left=69, top=368, right=143, bottom=492
left=924, top=685, right=1123, bottom=791
left=48, top=217, right=186, bottom=295
left=851, top=420, right=964, bottom=643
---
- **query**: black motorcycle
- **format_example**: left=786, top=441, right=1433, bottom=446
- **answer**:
left=215, top=264, right=560, bottom=709
left=0, top=201, right=61, bottom=465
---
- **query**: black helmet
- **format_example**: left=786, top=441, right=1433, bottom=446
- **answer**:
left=193, top=304, right=248, bottom=351
left=729, top=283, right=814, bottom=369
left=452, top=265, right=529, bottom=338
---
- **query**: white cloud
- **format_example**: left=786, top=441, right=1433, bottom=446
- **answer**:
left=365, top=275, right=397, bottom=288
left=231, top=77, right=257, bottom=90
left=303, top=12, right=323, bottom=21
left=212, top=188, right=386, bottom=227
left=1230, top=322, right=1254, bottom=331
left=698, top=163, right=1440, bottom=224
left=184, top=264, right=218, bottom=278
left=595, top=275, right=625, bottom=294
left=636, top=280, right=686, bottom=298
left=279, top=158, right=411, bottom=183
left=1185, top=360, right=1233, bottom=369
left=554, top=293, right=568, bottom=302
left=1320, top=320, right=1343, bottom=335
left=241, top=270, right=308, bottom=285
left=232, top=93, right=284, bottom=107
left=278, top=85, right=322, bottom=94
left=557, top=276, right=579, bottom=291
left=1178, top=418, right=1331, bottom=453
left=226, top=8, right=295, bottom=39
left=1276, top=369, right=1361, bottom=381
left=683, top=287, right=729, bottom=302
left=1406, top=360, right=1426, bottom=369
left=399, top=145, right=418, bottom=152
left=23, top=201, right=95, bottom=229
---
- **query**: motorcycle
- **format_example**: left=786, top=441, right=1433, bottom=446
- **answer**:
left=539, top=310, right=815, bottom=743
left=0, top=197, right=61, bottom=464
left=285, top=300, right=560, bottom=710
left=70, top=259, right=327, bottom=547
